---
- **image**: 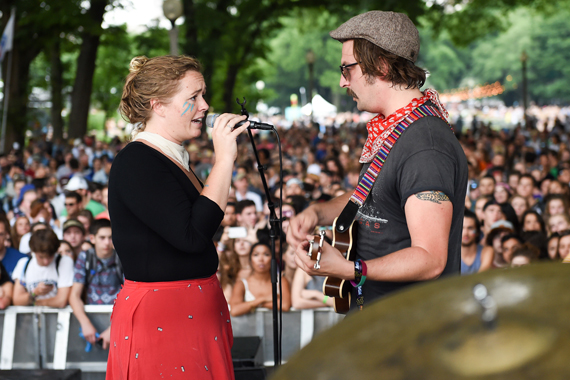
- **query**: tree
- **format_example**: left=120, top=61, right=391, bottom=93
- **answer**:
left=91, top=25, right=134, bottom=131
left=49, top=39, right=65, bottom=141
left=0, top=0, right=87, bottom=149
left=67, top=0, right=109, bottom=139
left=527, top=11, right=570, bottom=103
left=182, top=0, right=427, bottom=113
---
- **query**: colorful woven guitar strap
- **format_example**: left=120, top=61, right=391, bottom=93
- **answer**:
left=350, top=104, right=448, bottom=207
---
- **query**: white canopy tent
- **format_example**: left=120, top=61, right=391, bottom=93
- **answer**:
left=301, top=94, right=337, bottom=118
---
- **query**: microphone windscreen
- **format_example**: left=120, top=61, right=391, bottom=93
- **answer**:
left=205, top=114, right=219, bottom=128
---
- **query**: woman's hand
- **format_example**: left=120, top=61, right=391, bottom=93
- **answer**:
left=210, top=114, right=249, bottom=164
left=202, top=113, right=250, bottom=211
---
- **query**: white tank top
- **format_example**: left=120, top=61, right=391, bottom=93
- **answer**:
left=242, top=278, right=256, bottom=302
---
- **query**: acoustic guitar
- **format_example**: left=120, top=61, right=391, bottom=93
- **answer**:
left=307, top=217, right=357, bottom=314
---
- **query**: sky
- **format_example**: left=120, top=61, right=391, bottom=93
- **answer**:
left=103, top=0, right=184, bottom=32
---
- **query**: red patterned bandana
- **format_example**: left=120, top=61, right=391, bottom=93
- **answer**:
left=360, top=88, right=449, bottom=163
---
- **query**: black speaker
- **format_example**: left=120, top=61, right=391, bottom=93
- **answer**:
left=234, top=367, right=266, bottom=380
left=232, top=336, right=263, bottom=368
left=0, top=370, right=81, bottom=380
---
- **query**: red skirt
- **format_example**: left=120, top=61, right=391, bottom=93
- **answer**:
left=106, top=275, right=234, bottom=380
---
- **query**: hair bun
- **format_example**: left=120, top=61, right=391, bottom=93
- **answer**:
left=129, top=56, right=149, bottom=73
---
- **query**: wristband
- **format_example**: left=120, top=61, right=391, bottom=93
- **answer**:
left=30, top=292, right=37, bottom=306
left=350, top=259, right=367, bottom=288
left=322, top=295, right=329, bottom=304
left=351, top=259, right=367, bottom=310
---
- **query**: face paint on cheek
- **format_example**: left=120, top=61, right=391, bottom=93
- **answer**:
left=181, top=101, right=194, bottom=117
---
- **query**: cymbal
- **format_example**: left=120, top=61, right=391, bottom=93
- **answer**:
left=271, top=263, right=570, bottom=380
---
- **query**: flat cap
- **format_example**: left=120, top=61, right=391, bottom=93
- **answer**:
left=330, top=11, right=420, bottom=63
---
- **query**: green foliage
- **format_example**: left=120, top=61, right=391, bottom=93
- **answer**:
left=414, top=4, right=570, bottom=105
left=90, top=25, right=132, bottom=128
left=528, top=11, right=570, bottom=102
left=417, top=27, right=467, bottom=91
left=131, top=22, right=170, bottom=58
left=7, top=0, right=570, bottom=146
left=263, top=12, right=344, bottom=110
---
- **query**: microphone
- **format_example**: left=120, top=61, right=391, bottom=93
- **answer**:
left=205, top=114, right=274, bottom=131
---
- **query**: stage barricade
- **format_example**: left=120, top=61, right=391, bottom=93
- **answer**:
left=230, top=308, right=345, bottom=364
left=0, top=306, right=344, bottom=377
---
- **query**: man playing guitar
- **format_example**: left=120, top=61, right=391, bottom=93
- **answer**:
left=287, top=11, right=468, bottom=312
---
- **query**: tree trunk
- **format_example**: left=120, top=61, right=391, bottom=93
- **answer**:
left=2, top=45, right=41, bottom=152
left=182, top=0, right=199, bottom=56
left=67, top=0, right=108, bottom=139
left=182, top=0, right=232, bottom=107
left=222, top=63, right=241, bottom=113
left=221, top=22, right=260, bottom=113
left=50, top=39, right=64, bottom=141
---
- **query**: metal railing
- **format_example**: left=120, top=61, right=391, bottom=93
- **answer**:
left=0, top=306, right=344, bottom=377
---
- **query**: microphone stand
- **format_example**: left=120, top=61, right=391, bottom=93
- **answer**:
left=236, top=98, right=283, bottom=368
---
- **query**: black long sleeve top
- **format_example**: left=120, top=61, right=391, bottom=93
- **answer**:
left=108, top=142, right=224, bottom=282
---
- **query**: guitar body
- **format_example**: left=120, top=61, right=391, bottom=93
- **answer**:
left=308, top=217, right=357, bottom=314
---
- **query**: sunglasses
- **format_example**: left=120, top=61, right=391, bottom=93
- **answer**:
left=65, top=203, right=77, bottom=207
left=339, top=62, right=359, bottom=80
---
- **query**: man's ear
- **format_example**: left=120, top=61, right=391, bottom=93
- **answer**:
left=89, top=234, right=95, bottom=242
left=151, top=99, right=165, bottom=117
left=377, top=57, right=388, bottom=78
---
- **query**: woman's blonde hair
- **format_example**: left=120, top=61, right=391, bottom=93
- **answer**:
left=119, top=55, right=202, bottom=131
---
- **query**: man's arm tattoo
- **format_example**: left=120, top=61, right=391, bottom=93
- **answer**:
left=415, top=191, right=450, bottom=204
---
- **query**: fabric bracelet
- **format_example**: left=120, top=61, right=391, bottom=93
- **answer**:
left=350, top=259, right=367, bottom=287
left=323, top=295, right=329, bottom=304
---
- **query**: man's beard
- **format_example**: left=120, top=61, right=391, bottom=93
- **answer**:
left=347, top=88, right=358, bottom=99
left=461, top=239, right=476, bottom=247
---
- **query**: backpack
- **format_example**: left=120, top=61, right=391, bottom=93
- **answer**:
left=23, top=254, right=62, bottom=277
left=81, top=248, right=124, bottom=303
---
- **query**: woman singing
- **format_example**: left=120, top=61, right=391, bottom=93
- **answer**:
left=106, top=55, right=249, bottom=380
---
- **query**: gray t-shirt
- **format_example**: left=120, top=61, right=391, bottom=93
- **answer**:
left=351, top=111, right=468, bottom=307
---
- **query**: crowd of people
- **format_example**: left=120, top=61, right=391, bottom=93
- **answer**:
left=0, top=98, right=569, bottom=347
left=460, top=115, right=570, bottom=273
left=0, top=139, right=121, bottom=349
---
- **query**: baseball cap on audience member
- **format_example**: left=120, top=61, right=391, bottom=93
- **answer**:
left=16, top=184, right=36, bottom=206
left=485, top=220, right=515, bottom=246
left=305, top=173, right=320, bottom=183
left=286, top=178, right=303, bottom=189
left=65, top=176, right=88, bottom=191
left=307, top=164, right=321, bottom=176
left=63, top=219, right=86, bottom=235
left=186, top=144, right=199, bottom=153
left=233, top=172, right=247, bottom=182
left=489, top=220, right=514, bottom=232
